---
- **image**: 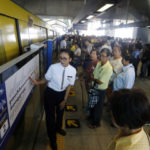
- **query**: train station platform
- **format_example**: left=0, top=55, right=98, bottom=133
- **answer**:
left=25, top=68, right=150, bottom=150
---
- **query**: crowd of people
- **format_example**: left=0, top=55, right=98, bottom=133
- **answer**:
left=57, top=35, right=150, bottom=150
left=30, top=34, right=150, bottom=150
left=58, top=35, right=150, bottom=80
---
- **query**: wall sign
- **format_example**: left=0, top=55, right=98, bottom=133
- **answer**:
left=0, top=54, right=39, bottom=149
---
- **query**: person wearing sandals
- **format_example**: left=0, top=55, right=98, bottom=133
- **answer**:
left=88, top=48, right=113, bottom=128
left=107, top=89, right=150, bottom=150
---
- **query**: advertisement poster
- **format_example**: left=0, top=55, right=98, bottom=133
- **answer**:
left=5, top=55, right=39, bottom=127
left=0, top=83, right=9, bottom=145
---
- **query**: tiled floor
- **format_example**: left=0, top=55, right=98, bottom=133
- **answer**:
left=64, top=79, right=117, bottom=150
left=34, top=75, right=150, bottom=150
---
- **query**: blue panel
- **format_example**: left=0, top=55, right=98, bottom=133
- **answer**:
left=43, top=42, right=48, bottom=72
left=0, top=83, right=10, bottom=149
left=47, top=40, right=53, bottom=68
left=0, top=88, right=35, bottom=150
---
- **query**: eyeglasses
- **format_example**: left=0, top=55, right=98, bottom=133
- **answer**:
left=59, top=57, right=68, bottom=61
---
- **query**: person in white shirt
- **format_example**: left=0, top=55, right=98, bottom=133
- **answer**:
left=60, top=37, right=67, bottom=49
left=84, top=40, right=93, bottom=55
left=74, top=43, right=81, bottom=57
left=30, top=49, right=76, bottom=150
left=113, top=54, right=135, bottom=91
left=107, top=46, right=123, bottom=101
left=99, top=39, right=112, bottom=53
left=110, top=46, right=123, bottom=82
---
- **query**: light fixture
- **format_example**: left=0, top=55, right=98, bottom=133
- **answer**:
left=81, top=20, right=86, bottom=23
left=86, top=15, right=94, bottom=20
left=43, top=18, right=50, bottom=21
left=97, top=4, right=114, bottom=12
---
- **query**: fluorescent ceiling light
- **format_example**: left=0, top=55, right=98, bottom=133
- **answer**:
left=86, top=15, right=94, bottom=20
left=97, top=4, right=114, bottom=12
left=43, top=18, right=50, bottom=21
left=81, top=20, right=86, bottom=23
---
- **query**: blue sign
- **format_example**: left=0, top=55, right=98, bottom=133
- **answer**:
left=0, top=83, right=9, bottom=146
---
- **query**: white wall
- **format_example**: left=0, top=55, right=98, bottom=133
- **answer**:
left=133, top=27, right=150, bottom=43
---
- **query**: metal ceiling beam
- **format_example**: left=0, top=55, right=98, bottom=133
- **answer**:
left=97, top=21, right=150, bottom=30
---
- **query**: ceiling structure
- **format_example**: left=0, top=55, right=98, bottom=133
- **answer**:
left=11, top=0, right=150, bottom=29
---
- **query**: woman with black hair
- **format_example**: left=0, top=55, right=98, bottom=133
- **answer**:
left=30, top=49, right=76, bottom=150
left=88, top=48, right=113, bottom=128
left=113, top=54, right=135, bottom=91
left=107, top=89, right=150, bottom=150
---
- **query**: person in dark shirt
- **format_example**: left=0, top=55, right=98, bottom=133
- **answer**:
left=141, top=44, right=150, bottom=78
left=84, top=49, right=99, bottom=91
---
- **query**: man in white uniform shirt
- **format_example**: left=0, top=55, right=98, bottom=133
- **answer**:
left=30, top=49, right=76, bottom=150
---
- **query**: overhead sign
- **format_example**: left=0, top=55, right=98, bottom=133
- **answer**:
left=65, top=105, right=77, bottom=112
left=65, top=119, right=80, bottom=128
left=73, top=24, right=87, bottom=30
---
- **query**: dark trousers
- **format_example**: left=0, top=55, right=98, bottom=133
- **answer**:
left=44, top=87, right=66, bottom=143
left=141, top=61, right=150, bottom=78
left=89, top=89, right=106, bottom=126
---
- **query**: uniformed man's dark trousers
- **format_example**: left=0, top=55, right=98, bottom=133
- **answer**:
left=44, top=87, right=66, bottom=144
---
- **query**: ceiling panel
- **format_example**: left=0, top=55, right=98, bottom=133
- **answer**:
left=12, top=0, right=84, bottom=19
left=11, top=0, right=150, bottom=26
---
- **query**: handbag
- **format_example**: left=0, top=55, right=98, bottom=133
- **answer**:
left=88, top=82, right=100, bottom=108
left=88, top=81, right=100, bottom=96
left=88, top=88, right=100, bottom=96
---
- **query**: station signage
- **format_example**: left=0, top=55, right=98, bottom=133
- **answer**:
left=0, top=54, right=39, bottom=149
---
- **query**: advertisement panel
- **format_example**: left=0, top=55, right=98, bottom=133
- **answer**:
left=5, top=54, right=39, bottom=127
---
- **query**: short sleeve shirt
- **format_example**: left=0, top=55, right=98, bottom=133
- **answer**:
left=74, top=48, right=81, bottom=56
left=107, top=128, right=150, bottom=150
left=60, top=40, right=67, bottom=49
left=45, top=63, right=76, bottom=91
left=113, top=64, right=135, bottom=91
left=93, top=61, right=113, bottom=90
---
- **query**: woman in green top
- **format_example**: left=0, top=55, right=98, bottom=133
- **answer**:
left=88, top=48, right=113, bottom=128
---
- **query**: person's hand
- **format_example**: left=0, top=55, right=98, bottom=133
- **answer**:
left=29, top=76, right=39, bottom=85
left=59, top=100, right=66, bottom=110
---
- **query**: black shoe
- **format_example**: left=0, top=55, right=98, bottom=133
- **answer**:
left=50, top=142, right=57, bottom=150
left=56, top=129, right=66, bottom=136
